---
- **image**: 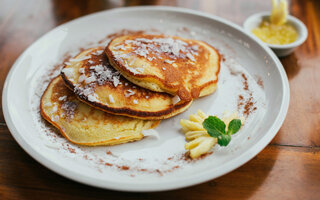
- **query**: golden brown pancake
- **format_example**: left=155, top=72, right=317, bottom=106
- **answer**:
left=40, top=76, right=160, bottom=146
left=61, top=47, right=192, bottom=120
left=105, top=34, right=221, bottom=101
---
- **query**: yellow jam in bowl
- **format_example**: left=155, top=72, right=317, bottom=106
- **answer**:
left=252, top=20, right=298, bottom=45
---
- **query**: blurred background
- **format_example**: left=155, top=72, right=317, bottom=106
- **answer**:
left=0, top=1, right=319, bottom=199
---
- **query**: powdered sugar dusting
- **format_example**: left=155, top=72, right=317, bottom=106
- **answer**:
left=61, top=101, right=78, bottom=119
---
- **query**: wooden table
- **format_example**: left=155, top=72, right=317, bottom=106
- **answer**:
left=0, top=0, right=319, bottom=199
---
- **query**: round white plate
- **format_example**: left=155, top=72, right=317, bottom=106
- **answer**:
left=2, top=6, right=289, bottom=192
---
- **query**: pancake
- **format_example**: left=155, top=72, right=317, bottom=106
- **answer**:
left=105, top=34, right=221, bottom=101
left=40, top=76, right=160, bottom=146
left=61, top=47, right=192, bottom=120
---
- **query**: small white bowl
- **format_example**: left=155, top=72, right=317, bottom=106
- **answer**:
left=243, top=12, right=308, bottom=57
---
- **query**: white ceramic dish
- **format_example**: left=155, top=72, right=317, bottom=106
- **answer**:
left=243, top=12, right=308, bottom=57
left=2, top=6, right=289, bottom=192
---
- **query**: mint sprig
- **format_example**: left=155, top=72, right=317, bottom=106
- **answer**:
left=203, top=116, right=242, bottom=146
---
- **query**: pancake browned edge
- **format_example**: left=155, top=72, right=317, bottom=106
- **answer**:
left=40, top=76, right=160, bottom=146
left=105, top=34, right=221, bottom=102
left=61, top=47, right=192, bottom=120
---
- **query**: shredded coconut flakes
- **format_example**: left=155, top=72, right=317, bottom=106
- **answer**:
left=109, top=94, right=115, bottom=103
left=172, top=95, right=181, bottom=104
left=125, top=89, right=135, bottom=97
left=79, top=68, right=85, bottom=74
left=62, top=68, right=74, bottom=78
left=88, top=94, right=99, bottom=102
left=58, top=96, right=67, bottom=101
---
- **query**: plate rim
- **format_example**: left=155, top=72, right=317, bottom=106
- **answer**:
left=2, top=6, right=290, bottom=192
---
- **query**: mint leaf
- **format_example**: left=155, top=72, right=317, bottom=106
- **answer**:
left=227, top=119, right=242, bottom=135
left=203, top=116, right=226, bottom=138
left=217, top=134, right=231, bottom=146
left=202, top=115, right=242, bottom=147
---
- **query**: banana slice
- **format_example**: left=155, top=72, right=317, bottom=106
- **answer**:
left=185, top=136, right=217, bottom=159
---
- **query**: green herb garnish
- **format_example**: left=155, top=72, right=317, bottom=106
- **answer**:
left=202, top=116, right=242, bottom=146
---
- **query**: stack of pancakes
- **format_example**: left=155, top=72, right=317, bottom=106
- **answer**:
left=41, top=34, right=220, bottom=146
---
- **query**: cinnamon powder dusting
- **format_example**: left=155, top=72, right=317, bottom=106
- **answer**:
left=256, top=76, right=264, bottom=89
left=222, top=55, right=259, bottom=118
left=64, top=143, right=76, bottom=154
left=83, top=155, right=93, bottom=161
left=82, top=150, right=212, bottom=176
left=117, top=165, right=130, bottom=170
left=238, top=73, right=257, bottom=118
left=243, top=97, right=257, bottom=117
left=242, top=73, right=249, bottom=91
left=237, top=95, right=244, bottom=110
left=182, top=151, right=213, bottom=163
left=220, top=53, right=226, bottom=62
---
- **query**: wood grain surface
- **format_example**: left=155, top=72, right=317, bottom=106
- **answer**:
left=0, top=0, right=319, bottom=199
